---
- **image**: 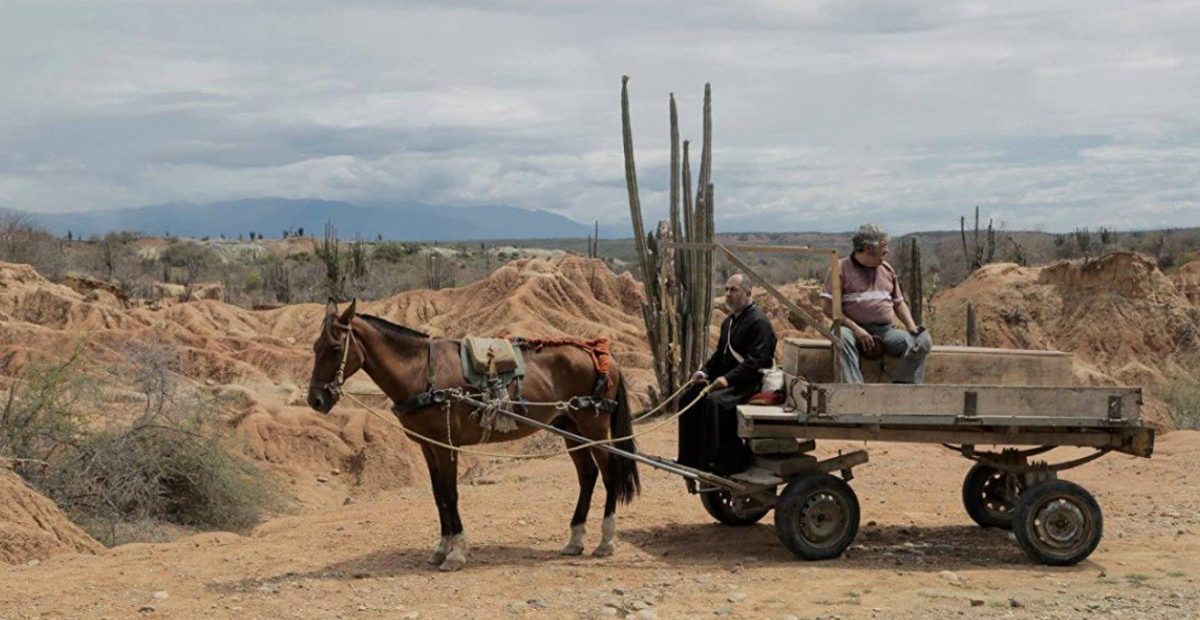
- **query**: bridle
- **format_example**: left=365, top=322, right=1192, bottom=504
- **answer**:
left=309, top=321, right=355, bottom=402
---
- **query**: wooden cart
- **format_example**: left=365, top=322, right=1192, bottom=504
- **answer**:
left=722, top=380, right=1154, bottom=566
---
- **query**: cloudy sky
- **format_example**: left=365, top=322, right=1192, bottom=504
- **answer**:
left=2, top=0, right=1197, bottom=233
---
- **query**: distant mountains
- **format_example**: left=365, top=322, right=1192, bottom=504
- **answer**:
left=12, top=198, right=621, bottom=241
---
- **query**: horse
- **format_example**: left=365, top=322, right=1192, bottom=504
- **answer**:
left=306, top=300, right=640, bottom=571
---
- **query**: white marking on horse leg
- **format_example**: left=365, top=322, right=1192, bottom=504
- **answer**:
left=427, top=535, right=451, bottom=566
left=561, top=523, right=586, bottom=556
left=439, top=533, right=468, bottom=572
left=592, top=515, right=616, bottom=557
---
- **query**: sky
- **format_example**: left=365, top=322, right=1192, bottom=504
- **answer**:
left=1, top=0, right=1198, bottom=234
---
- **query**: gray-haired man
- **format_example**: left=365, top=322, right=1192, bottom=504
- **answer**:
left=820, top=224, right=931, bottom=384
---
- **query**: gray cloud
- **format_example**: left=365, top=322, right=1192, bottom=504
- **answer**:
left=0, top=0, right=1197, bottom=233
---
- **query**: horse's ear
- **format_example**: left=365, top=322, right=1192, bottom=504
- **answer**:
left=325, top=299, right=338, bottom=320
left=338, top=298, right=357, bottom=324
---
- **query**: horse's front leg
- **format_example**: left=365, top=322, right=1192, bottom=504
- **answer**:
left=419, top=444, right=454, bottom=566
left=421, top=444, right=467, bottom=570
left=561, top=420, right=599, bottom=556
left=428, top=445, right=468, bottom=571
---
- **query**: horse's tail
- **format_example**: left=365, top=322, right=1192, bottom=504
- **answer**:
left=608, top=372, right=641, bottom=504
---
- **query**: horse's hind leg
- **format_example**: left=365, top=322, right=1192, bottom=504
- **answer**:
left=589, top=446, right=621, bottom=557
left=560, top=419, right=599, bottom=556
left=421, top=444, right=468, bottom=571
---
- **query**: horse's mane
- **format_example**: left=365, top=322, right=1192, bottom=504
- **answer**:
left=358, top=314, right=429, bottom=340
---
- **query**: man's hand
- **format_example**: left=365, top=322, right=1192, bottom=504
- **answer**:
left=854, top=328, right=879, bottom=356
left=711, top=376, right=729, bottom=389
left=690, top=371, right=708, bottom=383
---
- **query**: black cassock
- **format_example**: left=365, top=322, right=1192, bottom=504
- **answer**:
left=678, top=302, right=777, bottom=474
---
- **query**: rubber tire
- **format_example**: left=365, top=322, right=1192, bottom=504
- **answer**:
left=962, top=463, right=1022, bottom=529
left=700, top=490, right=770, bottom=526
left=1013, top=479, right=1103, bottom=566
left=774, top=473, right=860, bottom=561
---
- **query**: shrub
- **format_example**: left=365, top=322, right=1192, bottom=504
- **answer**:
left=1163, top=372, right=1200, bottom=430
left=2, top=344, right=285, bottom=545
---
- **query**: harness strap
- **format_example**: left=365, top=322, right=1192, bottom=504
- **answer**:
left=391, top=338, right=442, bottom=416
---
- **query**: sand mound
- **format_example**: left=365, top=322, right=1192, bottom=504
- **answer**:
left=0, top=257, right=655, bottom=497
left=1174, top=260, right=1200, bottom=305
left=933, top=252, right=1199, bottom=426
left=0, top=466, right=101, bottom=564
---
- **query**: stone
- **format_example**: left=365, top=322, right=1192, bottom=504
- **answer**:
left=1009, top=598, right=1025, bottom=608
left=714, top=605, right=732, bottom=616
left=317, top=475, right=329, bottom=483
left=728, top=593, right=747, bottom=603
left=152, top=591, right=169, bottom=600
left=637, top=611, right=658, bottom=620
left=970, top=599, right=985, bottom=607
left=598, top=608, right=618, bottom=618
left=527, top=599, right=548, bottom=610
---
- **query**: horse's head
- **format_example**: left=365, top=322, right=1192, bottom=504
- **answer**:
left=308, top=299, right=361, bottom=413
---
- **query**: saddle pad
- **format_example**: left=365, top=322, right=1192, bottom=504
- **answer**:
left=463, top=336, right=520, bottom=376
left=460, top=337, right=526, bottom=389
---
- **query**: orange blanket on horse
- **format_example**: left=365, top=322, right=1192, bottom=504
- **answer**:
left=512, top=337, right=615, bottom=392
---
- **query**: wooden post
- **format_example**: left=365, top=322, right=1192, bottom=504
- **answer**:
left=829, top=250, right=843, bottom=383
left=966, top=301, right=978, bottom=346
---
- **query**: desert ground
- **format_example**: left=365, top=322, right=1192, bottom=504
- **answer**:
left=2, top=252, right=1199, bottom=619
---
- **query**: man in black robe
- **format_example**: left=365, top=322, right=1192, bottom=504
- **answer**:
left=677, top=273, right=778, bottom=475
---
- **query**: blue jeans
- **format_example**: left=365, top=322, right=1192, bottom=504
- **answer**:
left=838, top=324, right=928, bottom=384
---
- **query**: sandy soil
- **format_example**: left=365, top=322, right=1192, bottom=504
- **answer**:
left=2, top=428, right=1197, bottom=620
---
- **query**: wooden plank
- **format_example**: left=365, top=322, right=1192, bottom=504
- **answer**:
left=714, top=242, right=836, bottom=342
left=748, top=438, right=815, bottom=454
left=796, top=383, right=1142, bottom=422
left=754, top=454, right=818, bottom=476
left=816, top=450, right=869, bottom=475
left=663, top=242, right=837, bottom=256
left=729, top=466, right=785, bottom=487
left=738, top=414, right=1155, bottom=456
left=783, top=338, right=1074, bottom=385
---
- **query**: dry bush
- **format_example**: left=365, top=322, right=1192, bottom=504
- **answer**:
left=1163, top=369, right=1200, bottom=430
left=1, top=343, right=285, bottom=546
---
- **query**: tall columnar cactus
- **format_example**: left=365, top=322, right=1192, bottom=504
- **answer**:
left=623, top=77, right=716, bottom=404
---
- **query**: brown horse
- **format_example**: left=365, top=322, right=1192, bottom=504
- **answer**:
left=306, top=300, right=640, bottom=571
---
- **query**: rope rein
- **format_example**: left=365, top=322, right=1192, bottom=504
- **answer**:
left=342, top=382, right=714, bottom=460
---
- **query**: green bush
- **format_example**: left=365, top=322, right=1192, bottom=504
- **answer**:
left=0, top=347, right=91, bottom=472
left=372, top=241, right=417, bottom=264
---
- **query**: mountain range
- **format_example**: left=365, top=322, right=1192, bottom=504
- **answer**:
left=9, top=198, right=619, bottom=241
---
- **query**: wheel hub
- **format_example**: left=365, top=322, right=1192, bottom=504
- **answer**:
left=800, top=492, right=846, bottom=545
left=1034, top=498, right=1087, bottom=549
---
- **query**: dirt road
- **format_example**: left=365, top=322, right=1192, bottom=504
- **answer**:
left=2, top=430, right=1198, bottom=619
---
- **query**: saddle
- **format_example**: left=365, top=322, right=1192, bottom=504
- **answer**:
left=460, top=336, right=526, bottom=390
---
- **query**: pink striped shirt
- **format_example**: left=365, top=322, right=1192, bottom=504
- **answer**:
left=820, top=256, right=904, bottom=325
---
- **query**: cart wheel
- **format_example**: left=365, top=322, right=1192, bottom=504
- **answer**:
left=1013, top=480, right=1103, bottom=566
left=774, top=473, right=860, bottom=561
left=700, top=490, right=769, bottom=526
left=962, top=463, right=1024, bottom=529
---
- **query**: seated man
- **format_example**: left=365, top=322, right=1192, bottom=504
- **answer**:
left=820, top=224, right=931, bottom=384
left=678, top=274, right=777, bottom=474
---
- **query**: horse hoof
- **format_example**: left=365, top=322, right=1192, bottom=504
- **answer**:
left=591, top=543, right=614, bottom=558
left=560, top=544, right=585, bottom=556
left=438, top=554, right=466, bottom=572
left=427, top=551, right=447, bottom=566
